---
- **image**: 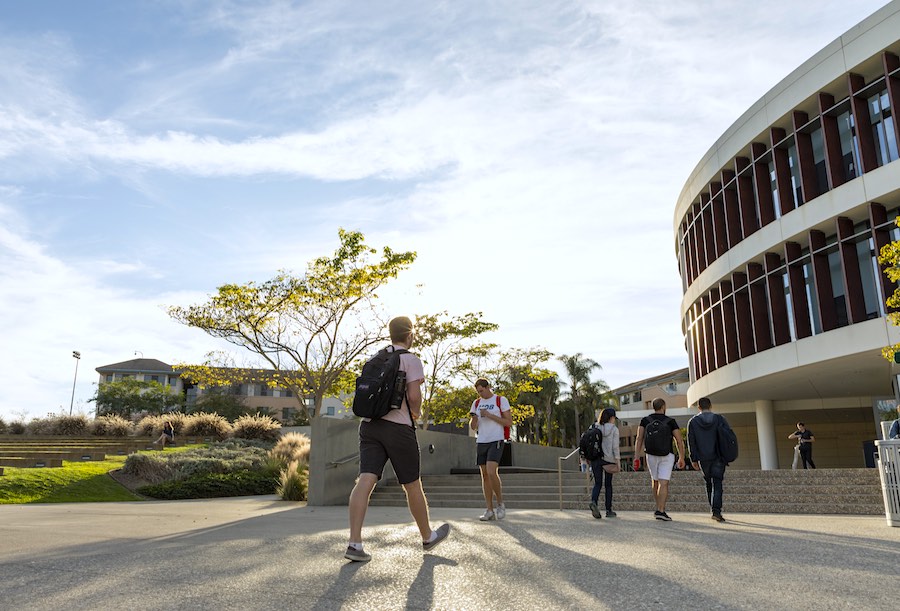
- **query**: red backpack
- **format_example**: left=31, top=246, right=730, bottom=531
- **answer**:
left=472, top=395, right=511, bottom=441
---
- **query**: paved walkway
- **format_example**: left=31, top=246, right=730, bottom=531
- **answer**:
left=1, top=497, right=898, bottom=610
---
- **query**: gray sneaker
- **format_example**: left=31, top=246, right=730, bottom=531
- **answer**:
left=605, top=510, right=617, bottom=518
left=495, top=504, right=506, bottom=520
left=344, top=546, right=371, bottom=562
left=423, top=523, right=451, bottom=552
left=479, top=510, right=496, bottom=521
left=589, top=502, right=602, bottom=519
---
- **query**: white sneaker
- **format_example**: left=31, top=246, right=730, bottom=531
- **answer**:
left=479, top=510, right=496, bottom=521
left=495, top=504, right=506, bottom=520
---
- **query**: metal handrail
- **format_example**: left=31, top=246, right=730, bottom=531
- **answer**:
left=327, top=452, right=360, bottom=469
left=557, top=447, right=584, bottom=511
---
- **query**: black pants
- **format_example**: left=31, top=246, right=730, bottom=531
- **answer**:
left=698, top=459, right=726, bottom=514
left=590, top=459, right=613, bottom=511
left=799, top=444, right=816, bottom=469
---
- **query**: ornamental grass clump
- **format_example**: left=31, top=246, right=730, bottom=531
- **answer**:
left=231, top=413, right=281, bottom=442
left=277, top=460, right=309, bottom=501
left=89, top=414, right=133, bottom=437
left=182, top=412, right=232, bottom=440
left=26, top=417, right=54, bottom=435
left=53, top=414, right=90, bottom=436
left=269, top=432, right=311, bottom=468
left=8, top=421, right=25, bottom=435
left=136, top=412, right=188, bottom=437
left=122, top=452, right=174, bottom=484
left=0, top=417, right=7, bottom=434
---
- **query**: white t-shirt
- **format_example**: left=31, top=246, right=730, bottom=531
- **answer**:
left=470, top=394, right=511, bottom=443
left=370, top=345, right=425, bottom=427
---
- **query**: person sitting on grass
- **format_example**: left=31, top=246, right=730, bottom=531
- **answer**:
left=153, top=420, right=175, bottom=449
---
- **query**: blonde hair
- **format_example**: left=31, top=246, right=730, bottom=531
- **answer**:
left=389, top=316, right=414, bottom=344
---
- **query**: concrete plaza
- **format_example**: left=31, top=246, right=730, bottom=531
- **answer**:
left=1, top=497, right=898, bottom=610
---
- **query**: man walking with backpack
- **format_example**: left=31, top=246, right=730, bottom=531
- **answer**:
left=688, top=396, right=734, bottom=523
left=469, top=378, right=512, bottom=521
left=345, top=316, right=450, bottom=562
left=633, top=398, right=685, bottom=521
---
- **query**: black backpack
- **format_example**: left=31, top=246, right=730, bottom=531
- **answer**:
left=644, top=416, right=674, bottom=456
left=352, top=347, right=408, bottom=420
left=579, top=425, right=604, bottom=461
left=716, top=414, right=739, bottom=464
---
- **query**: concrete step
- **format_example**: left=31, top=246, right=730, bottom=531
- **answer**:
left=369, top=468, right=886, bottom=515
left=0, top=451, right=107, bottom=461
left=0, top=457, right=64, bottom=468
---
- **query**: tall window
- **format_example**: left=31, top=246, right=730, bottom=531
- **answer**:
left=768, top=160, right=781, bottom=219
left=856, top=238, right=883, bottom=319
left=787, top=143, right=803, bottom=207
left=783, top=272, right=796, bottom=341
left=870, top=89, right=899, bottom=166
left=828, top=248, right=849, bottom=327
left=810, top=127, right=829, bottom=195
left=803, top=260, right=822, bottom=335
left=837, top=110, right=860, bottom=181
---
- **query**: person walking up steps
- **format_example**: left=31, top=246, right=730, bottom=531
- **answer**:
left=586, top=407, right=620, bottom=519
left=788, top=422, right=816, bottom=469
left=469, top=378, right=512, bottom=521
left=688, top=396, right=734, bottom=523
left=633, top=398, right=685, bottom=521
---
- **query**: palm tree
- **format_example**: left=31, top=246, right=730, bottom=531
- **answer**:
left=559, top=353, right=601, bottom=445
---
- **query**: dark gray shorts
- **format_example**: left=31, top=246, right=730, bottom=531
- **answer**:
left=476, top=441, right=505, bottom=465
left=358, top=419, right=420, bottom=484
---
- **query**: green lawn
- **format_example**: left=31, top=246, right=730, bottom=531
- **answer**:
left=0, top=446, right=202, bottom=504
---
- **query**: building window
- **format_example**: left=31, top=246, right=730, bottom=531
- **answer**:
left=282, top=407, right=291, bottom=421
left=326, top=406, right=335, bottom=416
left=869, top=90, right=899, bottom=167
left=259, top=384, right=271, bottom=397
left=147, top=375, right=160, bottom=383
left=105, top=374, right=113, bottom=382
left=810, top=126, right=829, bottom=195
left=837, top=109, right=859, bottom=181
left=787, top=143, right=803, bottom=207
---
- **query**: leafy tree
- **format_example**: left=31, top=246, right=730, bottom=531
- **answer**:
left=168, top=229, right=416, bottom=416
left=516, top=370, right=560, bottom=445
left=428, top=385, right=479, bottom=427
left=90, top=379, right=184, bottom=418
left=559, top=353, right=602, bottom=445
left=191, top=386, right=252, bottom=422
left=469, top=347, right=554, bottom=441
left=879, top=228, right=900, bottom=361
left=414, top=311, right=498, bottom=428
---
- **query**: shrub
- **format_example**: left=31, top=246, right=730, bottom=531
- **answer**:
left=26, top=417, right=54, bottom=435
left=122, top=453, right=174, bottom=484
left=269, top=432, right=311, bottom=469
left=276, top=461, right=308, bottom=501
left=0, top=417, right=7, bottom=434
left=89, top=414, right=134, bottom=437
left=137, top=470, right=277, bottom=500
left=136, top=412, right=188, bottom=437
left=182, top=412, right=232, bottom=440
left=8, top=421, right=25, bottom=435
left=54, top=414, right=90, bottom=436
left=231, top=413, right=281, bottom=442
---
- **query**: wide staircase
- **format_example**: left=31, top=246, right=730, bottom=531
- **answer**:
left=369, top=468, right=884, bottom=515
left=0, top=436, right=158, bottom=470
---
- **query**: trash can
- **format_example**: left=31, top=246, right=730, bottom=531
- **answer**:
left=875, top=439, right=900, bottom=527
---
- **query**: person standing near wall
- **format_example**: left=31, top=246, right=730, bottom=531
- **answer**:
left=788, top=422, right=816, bottom=469
left=469, top=378, right=512, bottom=521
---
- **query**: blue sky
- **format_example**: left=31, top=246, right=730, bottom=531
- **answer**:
left=0, top=0, right=891, bottom=421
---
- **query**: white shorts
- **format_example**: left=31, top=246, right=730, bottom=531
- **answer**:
left=646, top=453, right=675, bottom=481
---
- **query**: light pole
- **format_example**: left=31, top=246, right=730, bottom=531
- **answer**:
left=69, top=351, right=81, bottom=416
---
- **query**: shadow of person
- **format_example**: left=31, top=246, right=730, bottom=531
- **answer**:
left=406, top=555, right=458, bottom=610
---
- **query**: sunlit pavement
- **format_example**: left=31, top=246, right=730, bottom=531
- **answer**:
left=1, top=497, right=898, bottom=610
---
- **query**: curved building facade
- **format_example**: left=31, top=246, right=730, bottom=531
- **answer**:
left=674, top=1, right=900, bottom=469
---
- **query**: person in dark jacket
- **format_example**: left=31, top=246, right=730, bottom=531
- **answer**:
left=687, top=397, right=731, bottom=523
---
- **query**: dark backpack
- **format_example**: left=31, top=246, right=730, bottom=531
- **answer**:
left=352, top=347, right=408, bottom=420
left=644, top=416, right=674, bottom=456
left=716, top=415, right=739, bottom=464
left=579, top=425, right=604, bottom=461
